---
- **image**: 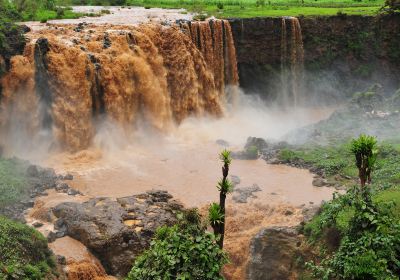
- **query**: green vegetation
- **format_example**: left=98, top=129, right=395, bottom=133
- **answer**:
left=127, top=209, right=227, bottom=279
left=0, top=216, right=56, bottom=279
left=351, top=134, right=378, bottom=188
left=123, top=0, right=384, bottom=17
left=0, top=158, right=28, bottom=208
left=282, top=134, right=400, bottom=279
left=0, top=0, right=82, bottom=23
left=209, top=149, right=233, bottom=249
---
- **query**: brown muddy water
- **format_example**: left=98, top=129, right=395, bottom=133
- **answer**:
left=36, top=106, right=336, bottom=279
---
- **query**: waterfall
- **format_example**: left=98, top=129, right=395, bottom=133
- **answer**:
left=280, top=17, right=304, bottom=107
left=0, top=20, right=239, bottom=153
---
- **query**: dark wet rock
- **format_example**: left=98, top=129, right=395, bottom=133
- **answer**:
left=47, top=231, right=57, bottom=243
left=32, top=221, right=44, bottom=228
left=312, top=177, right=328, bottom=187
left=52, top=191, right=183, bottom=277
left=73, top=22, right=88, bottom=32
left=67, top=188, right=81, bottom=196
left=284, top=209, right=294, bottom=216
left=55, top=182, right=69, bottom=193
left=245, top=137, right=268, bottom=151
left=233, top=184, right=261, bottom=203
left=27, top=165, right=39, bottom=177
left=0, top=23, right=28, bottom=71
left=247, top=226, right=305, bottom=280
left=103, top=32, right=112, bottom=49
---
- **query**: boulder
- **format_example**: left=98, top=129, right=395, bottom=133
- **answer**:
left=52, top=190, right=183, bottom=277
left=247, top=226, right=303, bottom=280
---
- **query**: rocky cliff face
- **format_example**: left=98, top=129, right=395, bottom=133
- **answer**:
left=230, top=14, right=400, bottom=101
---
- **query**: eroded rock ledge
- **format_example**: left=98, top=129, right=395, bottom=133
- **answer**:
left=52, top=190, right=183, bottom=277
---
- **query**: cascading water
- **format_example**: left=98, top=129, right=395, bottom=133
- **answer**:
left=280, top=17, right=304, bottom=107
left=0, top=20, right=239, bottom=154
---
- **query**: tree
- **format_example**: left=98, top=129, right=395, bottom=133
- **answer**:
left=351, top=134, right=377, bottom=189
left=209, top=149, right=233, bottom=249
left=127, top=209, right=227, bottom=280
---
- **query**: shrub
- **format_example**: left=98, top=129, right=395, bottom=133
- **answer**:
left=0, top=216, right=56, bottom=279
left=127, top=210, right=227, bottom=280
left=217, top=2, right=224, bottom=9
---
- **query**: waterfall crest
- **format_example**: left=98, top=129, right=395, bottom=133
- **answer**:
left=0, top=20, right=239, bottom=153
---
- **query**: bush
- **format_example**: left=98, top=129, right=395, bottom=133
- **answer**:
left=0, top=216, right=56, bottom=279
left=217, top=2, right=224, bottom=9
left=127, top=210, right=227, bottom=280
left=306, top=188, right=400, bottom=279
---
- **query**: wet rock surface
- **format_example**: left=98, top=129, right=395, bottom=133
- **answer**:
left=233, top=184, right=261, bottom=203
left=247, top=226, right=305, bottom=280
left=52, top=190, right=183, bottom=277
left=0, top=160, right=61, bottom=222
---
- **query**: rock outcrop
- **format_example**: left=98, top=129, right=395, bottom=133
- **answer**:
left=247, top=226, right=305, bottom=280
left=52, top=190, right=183, bottom=277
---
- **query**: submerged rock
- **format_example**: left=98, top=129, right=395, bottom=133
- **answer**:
left=233, top=184, right=261, bottom=203
left=52, top=190, right=183, bottom=277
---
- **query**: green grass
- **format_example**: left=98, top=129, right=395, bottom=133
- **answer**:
left=279, top=141, right=400, bottom=188
left=22, top=9, right=84, bottom=22
left=0, top=159, right=28, bottom=208
left=126, top=0, right=384, bottom=17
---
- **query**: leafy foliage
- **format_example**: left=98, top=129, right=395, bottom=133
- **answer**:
left=127, top=210, right=227, bottom=280
left=304, top=138, right=400, bottom=280
left=306, top=188, right=400, bottom=280
left=0, top=216, right=56, bottom=280
left=351, top=134, right=378, bottom=187
left=208, top=202, right=224, bottom=228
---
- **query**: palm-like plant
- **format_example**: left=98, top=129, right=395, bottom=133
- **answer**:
left=208, top=149, right=233, bottom=249
left=208, top=203, right=224, bottom=229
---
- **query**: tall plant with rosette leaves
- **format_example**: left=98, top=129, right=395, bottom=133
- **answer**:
left=351, top=134, right=378, bottom=189
left=209, top=149, right=233, bottom=249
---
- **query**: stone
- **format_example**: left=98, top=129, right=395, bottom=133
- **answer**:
left=47, top=231, right=57, bottom=243
left=63, top=173, right=74, bottom=180
left=27, top=165, right=39, bottom=177
left=244, top=137, right=268, bottom=151
left=247, top=226, right=304, bottom=280
left=55, top=182, right=69, bottom=193
left=233, top=184, right=261, bottom=203
left=52, top=191, right=183, bottom=277
left=67, top=188, right=81, bottom=196
left=32, top=221, right=44, bottom=228
left=312, top=177, right=328, bottom=187
left=230, top=175, right=241, bottom=186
